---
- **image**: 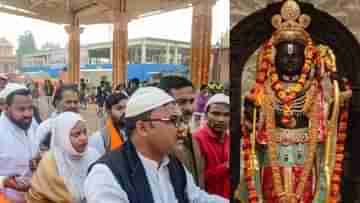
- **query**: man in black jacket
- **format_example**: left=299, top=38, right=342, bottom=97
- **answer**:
left=85, top=87, right=227, bottom=203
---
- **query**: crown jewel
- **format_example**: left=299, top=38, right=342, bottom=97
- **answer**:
left=271, top=0, right=311, bottom=45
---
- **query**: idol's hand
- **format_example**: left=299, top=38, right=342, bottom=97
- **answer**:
left=3, top=176, right=30, bottom=192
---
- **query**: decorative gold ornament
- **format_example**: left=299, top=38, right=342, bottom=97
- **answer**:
left=271, top=0, right=311, bottom=45
left=263, top=80, right=320, bottom=203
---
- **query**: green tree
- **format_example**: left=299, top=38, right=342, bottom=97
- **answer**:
left=16, top=30, right=38, bottom=68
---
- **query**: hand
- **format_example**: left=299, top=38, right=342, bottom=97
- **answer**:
left=3, top=176, right=30, bottom=192
left=30, top=154, right=42, bottom=172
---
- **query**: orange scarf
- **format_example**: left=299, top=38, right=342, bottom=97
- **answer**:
left=106, top=118, right=124, bottom=150
left=0, top=193, right=11, bottom=203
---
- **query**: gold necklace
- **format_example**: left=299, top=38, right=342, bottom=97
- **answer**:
left=263, top=81, right=320, bottom=202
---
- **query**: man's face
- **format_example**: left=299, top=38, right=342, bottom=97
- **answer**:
left=144, top=103, right=179, bottom=155
left=58, top=90, right=80, bottom=113
left=0, top=78, right=7, bottom=90
left=170, top=86, right=195, bottom=124
left=109, top=99, right=128, bottom=128
left=69, top=121, right=88, bottom=153
left=207, top=103, right=230, bottom=135
left=6, top=95, right=33, bottom=130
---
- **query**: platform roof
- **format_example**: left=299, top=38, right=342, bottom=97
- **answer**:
left=0, top=0, right=206, bottom=25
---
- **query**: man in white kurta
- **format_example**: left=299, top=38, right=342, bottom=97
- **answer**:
left=85, top=87, right=228, bottom=203
left=0, top=87, right=40, bottom=203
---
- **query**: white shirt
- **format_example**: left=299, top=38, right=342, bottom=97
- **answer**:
left=85, top=152, right=228, bottom=203
left=35, top=117, right=54, bottom=148
left=88, top=131, right=106, bottom=155
left=0, top=114, right=39, bottom=203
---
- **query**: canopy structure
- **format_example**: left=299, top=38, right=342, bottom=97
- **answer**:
left=0, top=0, right=201, bottom=24
left=0, top=0, right=218, bottom=87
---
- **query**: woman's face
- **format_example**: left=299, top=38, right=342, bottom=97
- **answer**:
left=69, top=121, right=88, bottom=153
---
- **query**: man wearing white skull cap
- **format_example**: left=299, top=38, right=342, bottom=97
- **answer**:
left=85, top=87, right=228, bottom=203
left=193, top=93, right=231, bottom=199
left=0, top=83, right=25, bottom=114
left=0, top=85, right=40, bottom=203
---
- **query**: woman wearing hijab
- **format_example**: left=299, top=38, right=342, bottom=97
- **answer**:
left=26, top=112, right=100, bottom=203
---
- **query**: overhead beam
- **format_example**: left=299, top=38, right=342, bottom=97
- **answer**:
left=74, top=1, right=98, bottom=14
left=0, top=6, right=54, bottom=22
left=29, top=0, right=44, bottom=10
left=95, top=0, right=113, bottom=9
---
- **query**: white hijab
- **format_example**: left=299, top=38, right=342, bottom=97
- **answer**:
left=51, top=112, right=100, bottom=203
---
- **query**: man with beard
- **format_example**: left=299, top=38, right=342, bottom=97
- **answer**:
left=90, top=92, right=128, bottom=155
left=159, top=76, right=204, bottom=187
left=193, top=94, right=230, bottom=199
left=0, top=87, right=40, bottom=203
left=35, top=84, right=80, bottom=149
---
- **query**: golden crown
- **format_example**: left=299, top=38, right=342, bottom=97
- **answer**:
left=271, top=0, right=311, bottom=45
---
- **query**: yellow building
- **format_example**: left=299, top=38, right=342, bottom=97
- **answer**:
left=0, top=37, right=16, bottom=73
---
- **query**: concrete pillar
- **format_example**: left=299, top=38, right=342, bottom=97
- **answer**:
left=65, top=16, right=83, bottom=84
left=166, top=44, right=171, bottom=64
left=134, top=46, right=139, bottom=63
left=191, top=0, right=214, bottom=87
left=112, top=0, right=128, bottom=87
left=110, top=47, right=113, bottom=62
left=141, top=42, right=146, bottom=64
left=174, top=47, right=179, bottom=64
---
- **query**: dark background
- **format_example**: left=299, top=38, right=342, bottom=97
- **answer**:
left=230, top=1, right=360, bottom=202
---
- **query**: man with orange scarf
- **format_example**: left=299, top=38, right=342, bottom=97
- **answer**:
left=90, top=92, right=128, bottom=155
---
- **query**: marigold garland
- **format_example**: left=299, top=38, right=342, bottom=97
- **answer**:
left=244, top=33, right=350, bottom=203
left=265, top=39, right=320, bottom=126
left=264, top=84, right=320, bottom=203
left=242, top=126, right=258, bottom=203
left=329, top=81, right=351, bottom=203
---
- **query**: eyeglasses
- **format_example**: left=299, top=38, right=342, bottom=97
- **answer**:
left=143, top=115, right=183, bottom=128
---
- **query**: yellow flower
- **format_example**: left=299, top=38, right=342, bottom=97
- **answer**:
left=278, top=91, right=286, bottom=99
left=294, top=83, right=303, bottom=92
left=283, top=105, right=291, bottom=113
left=303, top=63, right=310, bottom=72
left=271, top=74, right=279, bottom=81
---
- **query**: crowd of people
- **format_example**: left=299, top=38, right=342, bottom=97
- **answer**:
left=0, top=73, right=230, bottom=203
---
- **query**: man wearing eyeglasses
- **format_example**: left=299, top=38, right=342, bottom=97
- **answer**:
left=159, top=76, right=204, bottom=188
left=85, top=87, right=228, bottom=203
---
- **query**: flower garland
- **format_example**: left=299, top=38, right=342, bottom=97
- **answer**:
left=241, top=125, right=258, bottom=203
left=329, top=81, right=351, bottom=203
left=266, top=40, right=320, bottom=126
left=264, top=83, right=320, bottom=203
left=248, top=34, right=321, bottom=125
left=245, top=34, right=322, bottom=202
left=244, top=34, right=349, bottom=203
